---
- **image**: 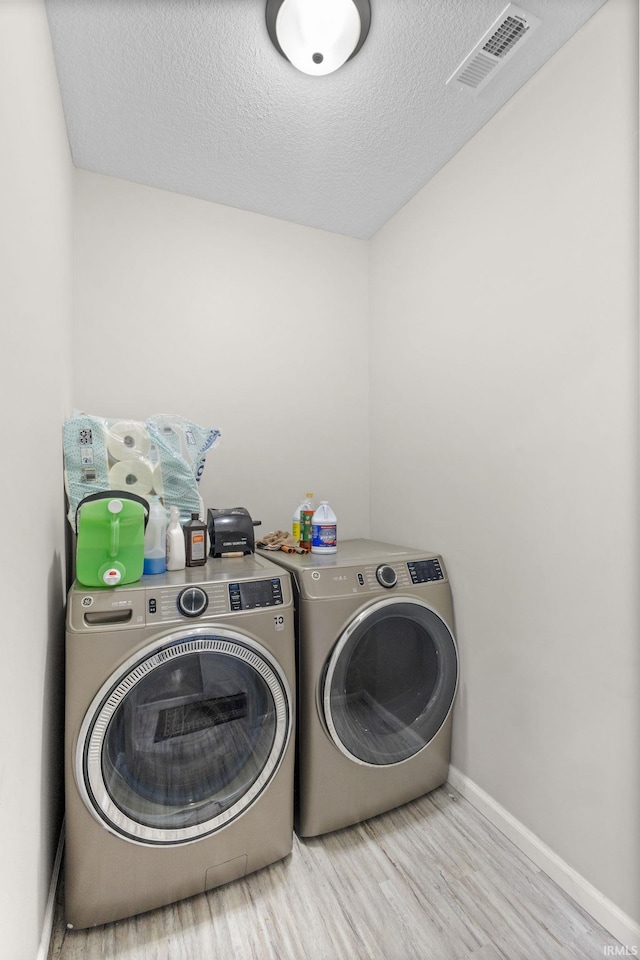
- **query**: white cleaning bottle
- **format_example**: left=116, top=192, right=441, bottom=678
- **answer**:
left=143, top=496, right=167, bottom=574
left=311, top=501, right=337, bottom=554
left=166, top=505, right=186, bottom=571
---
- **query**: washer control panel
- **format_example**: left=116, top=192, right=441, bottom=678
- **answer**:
left=147, top=583, right=227, bottom=622
left=147, top=577, right=285, bottom=622
left=67, top=561, right=293, bottom=632
left=229, top=578, right=283, bottom=611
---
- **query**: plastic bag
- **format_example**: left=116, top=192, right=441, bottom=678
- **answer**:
left=63, top=412, right=221, bottom=526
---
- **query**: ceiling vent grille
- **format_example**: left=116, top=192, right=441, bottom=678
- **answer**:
left=446, top=4, right=541, bottom=95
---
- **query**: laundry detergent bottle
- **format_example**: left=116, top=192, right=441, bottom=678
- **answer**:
left=143, top=497, right=167, bottom=575
left=75, top=490, right=149, bottom=587
left=166, top=505, right=186, bottom=571
left=311, top=501, right=337, bottom=554
left=299, top=494, right=314, bottom=551
left=292, top=493, right=313, bottom=543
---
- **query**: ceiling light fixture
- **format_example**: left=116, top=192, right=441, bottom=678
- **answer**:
left=266, top=0, right=371, bottom=77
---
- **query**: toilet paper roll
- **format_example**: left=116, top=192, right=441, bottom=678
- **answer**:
left=109, top=459, right=154, bottom=497
left=151, top=463, right=164, bottom=497
left=106, top=421, right=151, bottom=462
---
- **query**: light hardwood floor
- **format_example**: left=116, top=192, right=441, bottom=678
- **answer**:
left=48, top=785, right=616, bottom=960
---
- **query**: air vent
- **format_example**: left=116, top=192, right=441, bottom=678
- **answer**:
left=446, top=4, right=541, bottom=95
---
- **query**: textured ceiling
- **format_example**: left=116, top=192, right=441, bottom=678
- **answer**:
left=44, top=0, right=607, bottom=239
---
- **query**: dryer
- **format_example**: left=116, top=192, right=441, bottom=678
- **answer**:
left=64, top=554, right=295, bottom=929
left=259, top=539, right=458, bottom=838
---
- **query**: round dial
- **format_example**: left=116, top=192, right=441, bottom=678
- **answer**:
left=375, top=564, right=397, bottom=589
left=177, top=586, right=209, bottom=618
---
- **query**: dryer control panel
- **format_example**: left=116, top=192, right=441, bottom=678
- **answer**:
left=407, top=558, right=444, bottom=584
left=295, top=555, right=448, bottom=600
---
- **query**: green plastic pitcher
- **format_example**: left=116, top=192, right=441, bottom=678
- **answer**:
left=75, top=491, right=150, bottom=588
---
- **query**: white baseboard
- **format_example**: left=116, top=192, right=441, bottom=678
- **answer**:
left=447, top=766, right=640, bottom=950
left=37, top=821, right=65, bottom=960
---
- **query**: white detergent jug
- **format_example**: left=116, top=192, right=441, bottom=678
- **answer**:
left=143, top=496, right=167, bottom=574
left=311, top=501, right=337, bottom=554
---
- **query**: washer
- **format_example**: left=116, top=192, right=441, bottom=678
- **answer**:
left=64, top=554, right=295, bottom=929
left=259, top=539, right=458, bottom=838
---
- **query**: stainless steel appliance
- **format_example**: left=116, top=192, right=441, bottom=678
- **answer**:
left=64, top=554, right=295, bottom=928
left=260, top=539, right=458, bottom=837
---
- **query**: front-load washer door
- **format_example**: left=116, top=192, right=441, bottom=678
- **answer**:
left=323, top=598, right=458, bottom=766
left=76, top=627, right=292, bottom=845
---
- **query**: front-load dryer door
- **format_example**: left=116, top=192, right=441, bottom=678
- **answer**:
left=323, top=598, right=458, bottom=766
left=76, top=628, right=292, bottom=845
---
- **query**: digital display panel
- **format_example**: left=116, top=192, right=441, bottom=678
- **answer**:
left=229, top=578, right=283, bottom=610
left=407, top=559, right=444, bottom=584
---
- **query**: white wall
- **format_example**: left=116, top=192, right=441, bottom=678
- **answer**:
left=73, top=172, right=370, bottom=539
left=370, top=0, right=639, bottom=935
left=0, top=2, right=73, bottom=958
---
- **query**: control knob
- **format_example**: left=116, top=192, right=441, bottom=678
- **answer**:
left=177, top=586, right=209, bottom=618
left=376, top=564, right=397, bottom=589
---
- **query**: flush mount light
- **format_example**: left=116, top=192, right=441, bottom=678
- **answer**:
left=266, top=0, right=371, bottom=76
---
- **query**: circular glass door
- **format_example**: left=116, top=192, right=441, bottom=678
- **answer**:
left=76, top=628, right=292, bottom=845
left=323, top=598, right=458, bottom=766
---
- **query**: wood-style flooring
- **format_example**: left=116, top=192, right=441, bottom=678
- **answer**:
left=48, top=785, right=616, bottom=959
